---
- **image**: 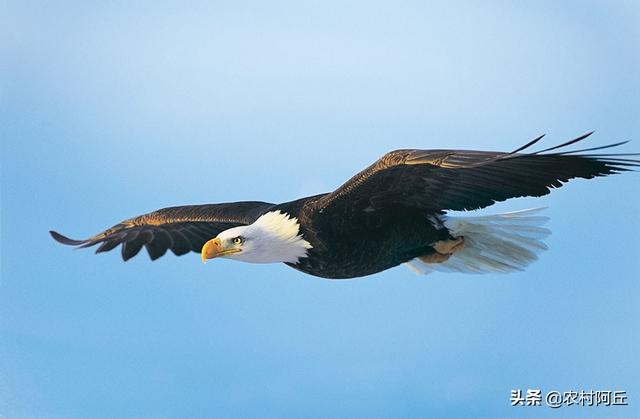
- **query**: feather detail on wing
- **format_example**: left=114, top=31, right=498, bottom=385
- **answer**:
left=50, top=201, right=274, bottom=261
left=316, top=132, right=639, bottom=215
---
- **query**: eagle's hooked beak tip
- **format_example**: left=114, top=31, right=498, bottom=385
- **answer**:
left=201, top=237, right=222, bottom=264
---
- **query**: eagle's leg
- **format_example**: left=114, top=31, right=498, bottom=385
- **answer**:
left=418, top=237, right=465, bottom=264
left=418, top=251, right=452, bottom=264
left=432, top=237, right=465, bottom=255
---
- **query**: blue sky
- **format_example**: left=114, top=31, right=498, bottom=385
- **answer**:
left=1, top=1, right=639, bottom=418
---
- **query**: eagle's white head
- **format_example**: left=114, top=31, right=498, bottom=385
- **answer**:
left=200, top=211, right=312, bottom=264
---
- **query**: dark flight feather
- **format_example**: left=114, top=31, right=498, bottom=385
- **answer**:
left=315, top=133, right=639, bottom=214
left=508, top=133, right=545, bottom=154
left=50, top=201, right=274, bottom=261
left=532, top=131, right=595, bottom=154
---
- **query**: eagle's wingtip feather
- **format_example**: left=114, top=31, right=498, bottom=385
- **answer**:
left=49, top=230, right=86, bottom=246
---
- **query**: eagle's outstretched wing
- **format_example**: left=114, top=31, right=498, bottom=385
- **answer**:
left=315, top=132, right=639, bottom=215
left=50, top=201, right=274, bottom=261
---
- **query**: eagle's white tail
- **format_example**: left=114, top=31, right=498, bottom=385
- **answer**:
left=405, top=208, right=550, bottom=275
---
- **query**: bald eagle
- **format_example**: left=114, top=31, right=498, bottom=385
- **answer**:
left=51, top=133, right=638, bottom=279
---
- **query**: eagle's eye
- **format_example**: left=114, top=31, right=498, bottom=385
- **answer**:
left=232, top=236, right=244, bottom=245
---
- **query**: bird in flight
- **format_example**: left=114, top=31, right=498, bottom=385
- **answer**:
left=51, top=132, right=638, bottom=279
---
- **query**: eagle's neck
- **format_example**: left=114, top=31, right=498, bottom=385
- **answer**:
left=239, top=211, right=313, bottom=264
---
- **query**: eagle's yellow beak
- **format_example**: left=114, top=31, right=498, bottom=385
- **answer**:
left=201, top=237, right=241, bottom=263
